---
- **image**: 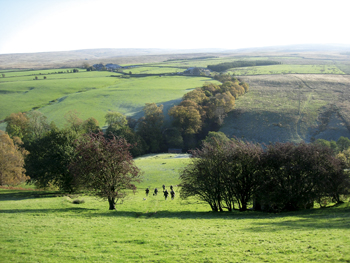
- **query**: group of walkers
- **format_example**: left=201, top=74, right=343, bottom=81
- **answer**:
left=145, top=184, right=175, bottom=200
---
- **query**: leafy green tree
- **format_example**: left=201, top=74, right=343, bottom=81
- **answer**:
left=137, top=103, right=164, bottom=153
left=25, top=128, right=78, bottom=192
left=337, top=147, right=350, bottom=168
left=180, top=140, right=262, bottom=212
left=0, top=131, right=29, bottom=186
left=203, top=131, right=230, bottom=145
left=314, top=139, right=338, bottom=152
left=81, top=117, right=100, bottom=134
left=163, top=127, right=184, bottom=149
left=337, top=136, right=350, bottom=152
left=258, top=142, right=348, bottom=211
left=105, top=111, right=127, bottom=129
left=106, top=125, right=146, bottom=157
left=70, top=132, right=142, bottom=210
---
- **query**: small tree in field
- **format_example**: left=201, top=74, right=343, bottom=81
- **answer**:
left=70, top=132, right=142, bottom=210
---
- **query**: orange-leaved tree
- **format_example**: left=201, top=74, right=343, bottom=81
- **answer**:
left=0, top=130, right=29, bottom=186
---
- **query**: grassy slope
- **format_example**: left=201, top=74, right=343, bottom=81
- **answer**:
left=1, top=53, right=350, bottom=142
left=220, top=73, right=350, bottom=143
left=0, top=153, right=349, bottom=262
left=0, top=69, right=215, bottom=127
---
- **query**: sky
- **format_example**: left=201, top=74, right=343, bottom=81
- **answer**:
left=0, top=0, right=349, bottom=54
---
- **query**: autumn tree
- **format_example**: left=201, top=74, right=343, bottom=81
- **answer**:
left=64, top=110, right=83, bottom=133
left=82, top=62, right=91, bottom=69
left=70, top=132, right=142, bottom=210
left=26, top=110, right=50, bottom=140
left=182, top=88, right=208, bottom=105
left=5, top=112, right=30, bottom=139
left=0, top=131, right=29, bottom=186
left=169, top=100, right=203, bottom=135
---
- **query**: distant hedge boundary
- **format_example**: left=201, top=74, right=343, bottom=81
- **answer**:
left=207, top=60, right=281, bottom=72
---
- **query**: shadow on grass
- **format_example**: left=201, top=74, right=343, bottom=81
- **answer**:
left=0, top=206, right=349, bottom=229
left=0, top=190, right=61, bottom=201
left=243, top=204, right=350, bottom=231
left=0, top=207, right=99, bottom=214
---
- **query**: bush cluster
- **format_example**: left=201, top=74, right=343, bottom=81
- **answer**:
left=180, top=141, right=350, bottom=212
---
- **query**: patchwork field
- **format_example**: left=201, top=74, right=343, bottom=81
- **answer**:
left=1, top=50, right=350, bottom=143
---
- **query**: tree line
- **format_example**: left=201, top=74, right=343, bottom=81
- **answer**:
left=1, top=111, right=142, bottom=209
left=207, top=60, right=281, bottom=72
left=2, top=107, right=350, bottom=211
left=169, top=74, right=249, bottom=149
left=180, top=139, right=350, bottom=212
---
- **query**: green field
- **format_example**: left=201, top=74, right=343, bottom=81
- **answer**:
left=0, top=69, right=215, bottom=127
left=1, top=153, right=349, bottom=262
left=126, top=66, right=184, bottom=74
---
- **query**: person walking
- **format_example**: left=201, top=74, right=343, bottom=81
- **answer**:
left=164, top=189, right=169, bottom=200
left=153, top=188, right=158, bottom=196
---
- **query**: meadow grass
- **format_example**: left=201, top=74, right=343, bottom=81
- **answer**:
left=226, top=64, right=345, bottom=75
left=0, top=153, right=349, bottom=262
left=38, top=76, right=215, bottom=127
left=134, top=153, right=190, bottom=189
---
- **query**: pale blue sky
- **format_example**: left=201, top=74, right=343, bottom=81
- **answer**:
left=0, top=0, right=349, bottom=54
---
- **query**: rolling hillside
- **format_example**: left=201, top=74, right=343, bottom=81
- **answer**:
left=1, top=46, right=350, bottom=144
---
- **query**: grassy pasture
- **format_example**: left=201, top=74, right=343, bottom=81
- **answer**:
left=1, top=153, right=350, bottom=262
left=38, top=76, right=214, bottom=127
left=0, top=68, right=215, bottom=127
left=226, top=64, right=345, bottom=76
left=126, top=67, right=184, bottom=74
